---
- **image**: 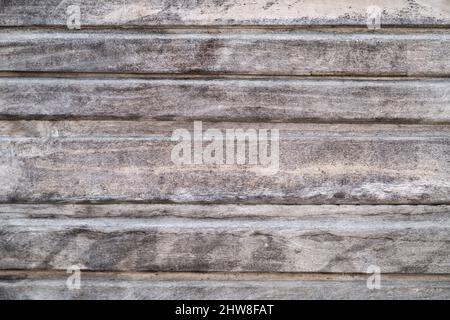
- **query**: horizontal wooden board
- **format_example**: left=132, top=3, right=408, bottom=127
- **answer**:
left=1, top=30, right=450, bottom=76
left=1, top=0, right=449, bottom=27
left=1, top=204, right=448, bottom=219
left=1, top=77, right=449, bottom=123
left=1, top=204, right=449, bottom=273
left=0, top=121, right=449, bottom=204
left=1, top=272, right=450, bottom=300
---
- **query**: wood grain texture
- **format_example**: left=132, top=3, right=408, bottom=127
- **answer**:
left=1, top=272, right=450, bottom=300
left=2, top=0, right=450, bottom=301
left=1, top=77, right=449, bottom=123
left=1, top=204, right=449, bottom=273
left=1, top=29, right=450, bottom=76
left=0, top=121, right=448, bottom=204
left=1, top=0, right=449, bottom=27
left=1, top=204, right=448, bottom=219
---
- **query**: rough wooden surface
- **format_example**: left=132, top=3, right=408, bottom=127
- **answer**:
left=1, top=29, right=450, bottom=76
left=0, top=121, right=448, bottom=204
left=1, top=0, right=449, bottom=27
left=1, top=204, right=448, bottom=219
left=1, top=0, right=450, bottom=300
left=1, top=205, right=449, bottom=273
left=1, top=77, right=449, bottom=123
left=1, top=272, right=450, bottom=300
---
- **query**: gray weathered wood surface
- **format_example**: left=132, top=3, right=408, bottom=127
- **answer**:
left=0, top=122, right=448, bottom=204
left=1, top=272, right=450, bottom=300
left=1, top=205, right=449, bottom=273
left=1, top=0, right=450, bottom=300
left=1, top=204, right=447, bottom=219
left=1, top=0, right=449, bottom=26
left=1, top=77, right=449, bottom=123
left=1, top=29, right=450, bottom=76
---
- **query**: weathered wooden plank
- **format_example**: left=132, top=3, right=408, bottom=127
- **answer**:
left=1, top=77, right=449, bottom=123
left=1, top=30, right=450, bottom=76
left=0, top=121, right=448, bottom=204
left=1, top=0, right=449, bottom=27
left=3, top=278, right=450, bottom=300
left=1, top=205, right=449, bottom=272
left=0, top=205, right=448, bottom=274
left=0, top=203, right=450, bottom=221
left=1, top=204, right=448, bottom=219
left=0, top=205, right=450, bottom=274
left=1, top=272, right=450, bottom=300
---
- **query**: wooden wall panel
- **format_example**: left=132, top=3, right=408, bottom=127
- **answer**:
left=1, top=272, right=450, bottom=300
left=1, top=204, right=447, bottom=219
left=1, top=30, right=450, bottom=76
left=1, top=0, right=449, bottom=300
left=1, top=77, right=449, bottom=123
left=1, top=205, right=449, bottom=273
left=0, top=122, right=448, bottom=204
left=1, top=0, right=449, bottom=27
